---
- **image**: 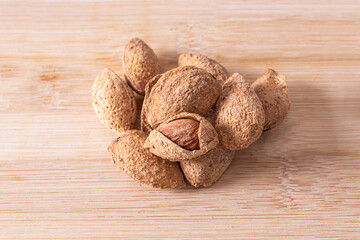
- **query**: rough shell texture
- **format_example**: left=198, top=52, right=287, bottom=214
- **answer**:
left=178, top=53, right=230, bottom=84
left=216, top=73, right=265, bottom=150
left=108, top=130, right=185, bottom=189
left=123, top=38, right=163, bottom=95
left=180, top=144, right=235, bottom=187
left=141, top=73, right=162, bottom=132
left=180, top=110, right=235, bottom=187
left=144, top=112, right=219, bottom=162
left=252, top=68, right=290, bottom=131
left=92, top=68, right=137, bottom=135
left=142, top=66, right=221, bottom=130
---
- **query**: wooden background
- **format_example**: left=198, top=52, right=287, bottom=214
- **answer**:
left=1, top=1, right=360, bottom=239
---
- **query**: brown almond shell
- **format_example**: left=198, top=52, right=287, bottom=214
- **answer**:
left=178, top=53, right=230, bottom=84
left=216, top=73, right=265, bottom=150
left=144, top=112, right=219, bottom=162
left=122, top=38, right=163, bottom=95
left=180, top=144, right=235, bottom=187
left=142, top=66, right=222, bottom=130
left=179, top=109, right=235, bottom=187
left=252, top=68, right=290, bottom=132
left=180, top=109, right=235, bottom=187
left=141, top=73, right=163, bottom=132
left=92, top=68, right=137, bottom=135
left=108, top=130, right=186, bottom=189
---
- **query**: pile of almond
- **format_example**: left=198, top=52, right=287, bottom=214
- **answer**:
left=92, top=38, right=290, bottom=189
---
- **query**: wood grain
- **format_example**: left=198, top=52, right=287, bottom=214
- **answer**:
left=1, top=1, right=360, bottom=239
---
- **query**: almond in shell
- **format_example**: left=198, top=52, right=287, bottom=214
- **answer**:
left=216, top=73, right=265, bottom=150
left=180, top=144, right=234, bottom=187
left=144, top=112, right=219, bottom=162
left=108, top=130, right=185, bottom=189
left=180, top=110, right=234, bottom=187
left=141, top=66, right=221, bottom=131
left=252, top=68, right=290, bottom=131
left=92, top=68, right=137, bottom=135
left=123, top=38, right=163, bottom=95
left=178, top=53, right=230, bottom=84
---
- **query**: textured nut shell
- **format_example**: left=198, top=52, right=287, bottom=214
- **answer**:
left=92, top=68, right=137, bottom=135
left=178, top=53, right=230, bottom=84
left=252, top=69, right=290, bottom=131
left=216, top=73, right=265, bottom=150
left=123, top=38, right=163, bottom=95
left=108, top=130, right=185, bottom=189
left=180, top=144, right=234, bottom=187
left=179, top=109, right=234, bottom=187
left=144, top=112, right=219, bottom=162
left=142, top=66, right=221, bottom=129
left=141, top=73, right=162, bottom=132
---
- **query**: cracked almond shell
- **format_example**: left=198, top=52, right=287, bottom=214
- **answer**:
left=123, top=38, right=163, bottom=95
left=216, top=73, right=265, bottom=150
left=180, top=110, right=235, bottom=187
left=178, top=53, right=230, bottom=84
left=142, top=66, right=222, bottom=131
left=144, top=112, right=219, bottom=162
left=92, top=68, right=136, bottom=135
left=108, top=130, right=186, bottom=189
left=252, top=68, right=290, bottom=131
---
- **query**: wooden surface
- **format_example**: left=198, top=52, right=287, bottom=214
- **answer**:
left=1, top=1, right=360, bottom=239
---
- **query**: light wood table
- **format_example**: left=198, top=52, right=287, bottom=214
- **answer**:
left=1, top=1, right=360, bottom=239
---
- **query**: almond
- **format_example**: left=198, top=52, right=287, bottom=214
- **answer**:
left=108, top=130, right=185, bottom=189
left=158, top=118, right=200, bottom=151
left=123, top=38, right=163, bottom=95
left=92, top=68, right=136, bottom=135
left=180, top=110, right=235, bottom=187
left=252, top=69, right=290, bottom=131
left=180, top=144, right=234, bottom=187
left=178, top=53, right=230, bottom=84
left=144, top=112, right=219, bottom=162
left=216, top=73, right=265, bottom=150
left=141, top=66, right=221, bottom=131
